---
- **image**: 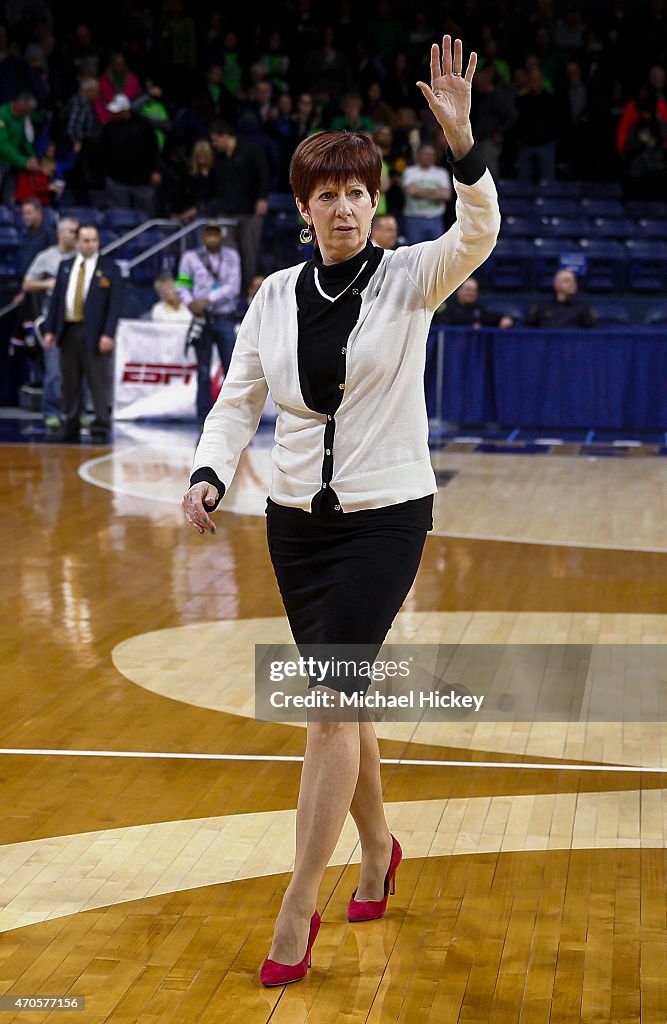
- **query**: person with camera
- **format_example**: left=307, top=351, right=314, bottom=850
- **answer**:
left=175, top=221, right=241, bottom=424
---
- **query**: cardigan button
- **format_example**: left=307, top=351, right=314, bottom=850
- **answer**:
left=322, top=482, right=327, bottom=488
left=325, top=448, right=331, bottom=455
left=334, top=504, right=341, bottom=511
left=339, top=383, right=345, bottom=390
left=341, top=347, right=346, bottom=354
left=327, top=414, right=332, bottom=421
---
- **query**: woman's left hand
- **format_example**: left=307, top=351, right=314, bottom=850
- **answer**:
left=416, top=36, right=476, bottom=153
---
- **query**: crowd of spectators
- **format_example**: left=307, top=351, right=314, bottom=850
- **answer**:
left=0, top=0, right=665, bottom=240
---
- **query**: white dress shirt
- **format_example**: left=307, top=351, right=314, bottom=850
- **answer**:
left=65, top=253, right=98, bottom=321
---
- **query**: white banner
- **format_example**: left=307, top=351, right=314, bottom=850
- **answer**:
left=113, top=318, right=218, bottom=421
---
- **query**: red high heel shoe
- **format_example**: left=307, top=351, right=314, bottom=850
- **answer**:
left=347, top=834, right=402, bottom=922
left=259, top=910, right=321, bottom=987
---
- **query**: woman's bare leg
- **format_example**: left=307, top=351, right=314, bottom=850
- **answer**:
left=348, top=710, right=393, bottom=900
left=267, top=698, right=360, bottom=964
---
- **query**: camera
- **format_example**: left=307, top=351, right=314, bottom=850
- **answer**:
left=184, top=315, right=206, bottom=355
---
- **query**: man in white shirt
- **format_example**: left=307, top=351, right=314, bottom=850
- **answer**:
left=22, top=216, right=79, bottom=430
left=43, top=223, right=123, bottom=443
left=401, top=143, right=452, bottom=245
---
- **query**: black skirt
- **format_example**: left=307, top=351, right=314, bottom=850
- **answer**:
left=266, top=495, right=433, bottom=693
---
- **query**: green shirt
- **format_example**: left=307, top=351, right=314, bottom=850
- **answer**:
left=0, top=102, right=36, bottom=169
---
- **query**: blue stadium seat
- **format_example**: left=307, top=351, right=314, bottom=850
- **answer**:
left=592, top=301, right=630, bottom=326
left=644, top=306, right=667, bottom=326
left=543, top=217, right=588, bottom=239
left=498, top=179, right=537, bottom=198
left=0, top=205, right=13, bottom=225
left=534, top=197, right=579, bottom=218
left=0, top=225, right=19, bottom=243
left=105, top=208, right=146, bottom=231
left=99, top=228, right=119, bottom=248
left=498, top=196, right=533, bottom=216
left=591, top=218, right=639, bottom=240
left=268, top=192, right=297, bottom=212
left=638, top=219, right=667, bottom=239
left=532, top=239, right=581, bottom=289
left=625, top=241, right=667, bottom=292
left=579, top=240, right=626, bottom=291
left=581, top=199, right=625, bottom=219
left=502, top=216, right=541, bottom=238
left=60, top=206, right=104, bottom=226
left=0, top=241, right=20, bottom=276
left=487, top=239, right=534, bottom=289
left=626, top=200, right=667, bottom=218
left=581, top=181, right=623, bottom=199
left=535, top=180, right=581, bottom=198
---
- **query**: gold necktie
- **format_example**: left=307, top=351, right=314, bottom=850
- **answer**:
left=72, top=260, right=86, bottom=321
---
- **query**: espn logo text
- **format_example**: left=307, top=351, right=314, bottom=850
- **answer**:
left=123, top=362, right=197, bottom=385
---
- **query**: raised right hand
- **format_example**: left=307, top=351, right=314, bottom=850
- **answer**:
left=182, top=482, right=219, bottom=535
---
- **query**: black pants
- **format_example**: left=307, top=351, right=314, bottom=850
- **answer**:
left=59, top=323, right=112, bottom=438
left=266, top=495, right=433, bottom=694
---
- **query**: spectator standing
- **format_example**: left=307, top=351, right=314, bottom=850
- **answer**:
left=22, top=215, right=79, bottom=430
left=150, top=272, right=192, bottom=322
left=95, top=53, right=141, bottom=125
left=525, top=269, right=596, bottom=328
left=209, top=120, right=270, bottom=290
left=176, top=221, right=241, bottom=423
left=43, top=223, right=123, bottom=444
left=0, top=90, right=39, bottom=204
left=471, top=65, right=517, bottom=180
left=18, top=198, right=56, bottom=277
left=330, top=92, right=374, bottom=132
left=401, top=143, right=452, bottom=244
left=515, top=66, right=558, bottom=181
left=441, top=277, right=514, bottom=327
left=178, top=139, right=215, bottom=222
left=99, top=94, right=160, bottom=213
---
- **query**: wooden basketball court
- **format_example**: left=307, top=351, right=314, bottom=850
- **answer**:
left=1, top=429, right=666, bottom=1023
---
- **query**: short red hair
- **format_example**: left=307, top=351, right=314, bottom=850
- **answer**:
left=289, top=130, right=382, bottom=205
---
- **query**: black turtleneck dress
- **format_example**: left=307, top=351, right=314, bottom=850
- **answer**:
left=264, top=239, right=434, bottom=692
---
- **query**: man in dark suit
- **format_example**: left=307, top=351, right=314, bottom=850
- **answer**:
left=43, top=223, right=122, bottom=443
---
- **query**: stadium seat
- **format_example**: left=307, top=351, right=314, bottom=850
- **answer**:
left=498, top=196, right=533, bottom=216
left=532, top=238, right=581, bottom=289
left=268, top=192, right=297, bottom=212
left=0, top=240, right=20, bottom=276
left=535, top=180, right=581, bottom=198
left=0, top=225, right=19, bottom=243
left=99, top=228, right=119, bottom=248
left=581, top=181, right=623, bottom=198
left=105, top=208, right=146, bottom=231
left=592, top=301, right=630, bottom=325
left=534, top=197, right=579, bottom=218
left=489, top=239, right=534, bottom=289
left=0, top=205, right=13, bottom=225
left=626, top=200, right=667, bottom=218
left=501, top=216, right=541, bottom=238
left=581, top=198, right=625, bottom=219
left=579, top=240, right=626, bottom=291
left=638, top=219, right=667, bottom=239
left=625, top=240, right=667, bottom=292
left=60, top=206, right=104, bottom=226
left=498, top=179, right=537, bottom=198
left=543, top=217, right=588, bottom=239
left=591, top=218, right=640, bottom=240
left=644, top=306, right=667, bottom=326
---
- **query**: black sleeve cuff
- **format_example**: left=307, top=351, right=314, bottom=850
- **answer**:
left=447, top=142, right=487, bottom=186
left=189, top=467, right=226, bottom=511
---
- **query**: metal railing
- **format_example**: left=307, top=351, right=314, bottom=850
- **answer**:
left=110, top=217, right=237, bottom=276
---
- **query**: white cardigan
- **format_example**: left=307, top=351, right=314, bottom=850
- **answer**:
left=191, top=167, right=500, bottom=513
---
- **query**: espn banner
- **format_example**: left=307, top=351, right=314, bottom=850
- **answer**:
left=113, top=318, right=219, bottom=420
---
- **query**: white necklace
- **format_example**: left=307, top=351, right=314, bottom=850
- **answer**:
left=313, top=261, right=368, bottom=303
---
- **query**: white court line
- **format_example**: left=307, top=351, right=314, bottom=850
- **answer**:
left=0, top=748, right=664, bottom=773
